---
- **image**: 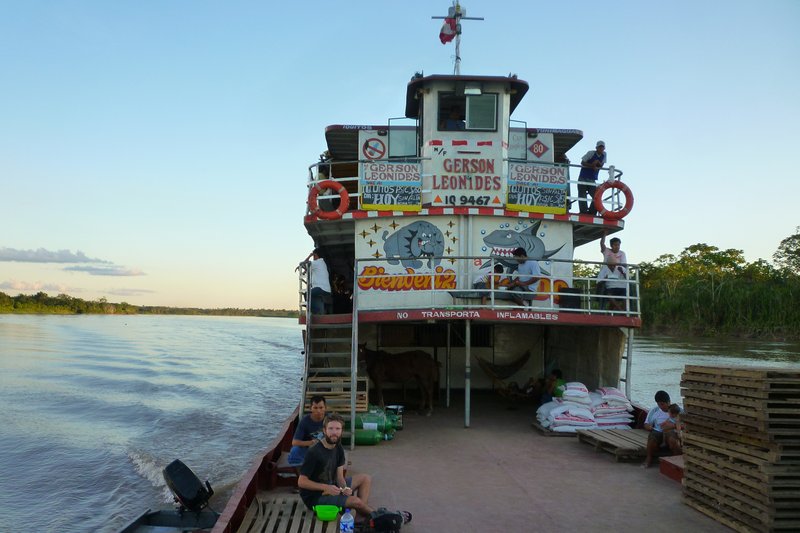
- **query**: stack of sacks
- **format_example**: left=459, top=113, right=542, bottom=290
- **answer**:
left=592, top=386, right=634, bottom=429
left=536, top=390, right=597, bottom=433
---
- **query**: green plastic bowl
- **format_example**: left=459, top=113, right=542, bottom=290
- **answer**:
left=313, top=505, right=341, bottom=522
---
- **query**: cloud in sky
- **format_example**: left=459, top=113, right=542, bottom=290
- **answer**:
left=64, top=265, right=146, bottom=276
left=0, top=247, right=110, bottom=264
left=0, top=280, right=76, bottom=292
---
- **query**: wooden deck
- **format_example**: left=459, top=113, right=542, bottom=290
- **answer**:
left=239, top=392, right=728, bottom=532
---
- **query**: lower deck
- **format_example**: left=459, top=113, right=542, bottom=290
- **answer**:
left=246, top=393, right=726, bottom=532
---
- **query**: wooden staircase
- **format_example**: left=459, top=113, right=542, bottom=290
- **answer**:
left=302, top=319, right=367, bottom=439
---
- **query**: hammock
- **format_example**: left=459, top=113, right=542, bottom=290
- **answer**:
left=476, top=350, right=532, bottom=380
left=476, top=350, right=537, bottom=402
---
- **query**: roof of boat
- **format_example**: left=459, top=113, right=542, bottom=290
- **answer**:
left=317, top=73, right=585, bottom=163
left=404, top=73, right=530, bottom=118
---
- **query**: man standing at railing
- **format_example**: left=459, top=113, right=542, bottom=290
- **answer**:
left=302, top=248, right=332, bottom=314
left=600, top=231, right=627, bottom=275
left=509, top=247, right=542, bottom=306
left=578, top=140, right=607, bottom=215
left=597, top=258, right=627, bottom=311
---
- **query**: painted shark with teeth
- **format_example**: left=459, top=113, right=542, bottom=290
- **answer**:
left=481, top=221, right=564, bottom=273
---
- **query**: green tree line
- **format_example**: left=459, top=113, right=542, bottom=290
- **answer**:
left=638, top=227, right=800, bottom=338
left=0, top=291, right=298, bottom=318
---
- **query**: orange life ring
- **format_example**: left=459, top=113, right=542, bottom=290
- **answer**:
left=593, top=180, right=634, bottom=220
left=308, top=180, right=350, bottom=220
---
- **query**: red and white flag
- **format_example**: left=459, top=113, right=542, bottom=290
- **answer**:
left=439, top=18, right=456, bottom=44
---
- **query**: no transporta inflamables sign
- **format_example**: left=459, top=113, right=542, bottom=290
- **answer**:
left=360, top=162, right=422, bottom=211
left=506, top=163, right=568, bottom=214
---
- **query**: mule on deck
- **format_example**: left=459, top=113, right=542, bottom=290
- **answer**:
left=357, top=344, right=439, bottom=415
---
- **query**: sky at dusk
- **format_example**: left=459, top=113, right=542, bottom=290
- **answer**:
left=2, top=1, right=798, bottom=309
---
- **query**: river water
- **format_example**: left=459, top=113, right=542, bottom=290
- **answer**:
left=1, top=315, right=798, bottom=532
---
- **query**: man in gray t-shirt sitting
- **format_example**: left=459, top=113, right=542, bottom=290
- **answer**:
left=509, top=247, right=542, bottom=306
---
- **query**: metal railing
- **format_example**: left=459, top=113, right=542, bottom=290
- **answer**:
left=294, top=255, right=641, bottom=317
left=305, top=158, right=628, bottom=216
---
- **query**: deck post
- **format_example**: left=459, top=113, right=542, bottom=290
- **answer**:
left=446, top=321, right=451, bottom=408
left=350, top=260, right=360, bottom=451
left=465, top=318, right=471, bottom=427
left=625, top=327, right=634, bottom=399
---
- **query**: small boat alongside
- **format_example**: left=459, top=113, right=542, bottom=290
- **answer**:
left=120, top=459, right=219, bottom=533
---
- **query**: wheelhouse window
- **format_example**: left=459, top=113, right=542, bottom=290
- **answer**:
left=438, top=92, right=497, bottom=132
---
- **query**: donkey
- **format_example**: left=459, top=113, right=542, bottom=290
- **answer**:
left=358, top=344, right=439, bottom=415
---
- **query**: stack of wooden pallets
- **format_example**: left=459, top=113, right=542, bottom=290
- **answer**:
left=680, top=365, right=800, bottom=532
left=305, top=376, right=369, bottom=413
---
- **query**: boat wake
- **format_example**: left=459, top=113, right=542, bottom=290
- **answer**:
left=128, top=449, right=173, bottom=503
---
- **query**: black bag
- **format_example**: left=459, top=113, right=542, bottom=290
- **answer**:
left=368, top=508, right=404, bottom=532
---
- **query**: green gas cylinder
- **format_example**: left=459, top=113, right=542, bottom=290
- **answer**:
left=386, top=413, right=402, bottom=431
left=354, top=412, right=394, bottom=433
left=353, top=429, right=383, bottom=446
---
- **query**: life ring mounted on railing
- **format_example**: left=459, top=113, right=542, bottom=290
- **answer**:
left=593, top=180, right=634, bottom=220
left=308, top=179, right=350, bottom=220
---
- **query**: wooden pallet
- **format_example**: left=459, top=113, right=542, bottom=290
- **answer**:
left=576, top=428, right=649, bottom=461
left=680, top=365, right=800, bottom=532
left=305, top=377, right=369, bottom=413
left=684, top=445, right=800, bottom=491
left=684, top=481, right=800, bottom=532
left=237, top=491, right=339, bottom=533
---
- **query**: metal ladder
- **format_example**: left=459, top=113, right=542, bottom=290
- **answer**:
left=618, top=327, right=634, bottom=398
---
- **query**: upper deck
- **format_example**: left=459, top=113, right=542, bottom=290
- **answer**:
left=301, top=73, right=637, bottom=327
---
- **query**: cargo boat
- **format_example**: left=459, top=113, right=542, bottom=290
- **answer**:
left=210, top=7, right=724, bottom=531
left=124, top=5, right=725, bottom=531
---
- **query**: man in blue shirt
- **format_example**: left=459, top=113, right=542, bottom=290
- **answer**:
left=287, top=395, right=327, bottom=467
left=577, top=140, right=607, bottom=215
left=509, top=247, right=542, bottom=306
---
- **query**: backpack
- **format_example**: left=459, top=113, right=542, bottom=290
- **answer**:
left=368, top=508, right=404, bottom=532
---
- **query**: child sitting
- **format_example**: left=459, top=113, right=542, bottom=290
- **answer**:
left=473, top=264, right=510, bottom=305
left=667, top=403, right=683, bottom=446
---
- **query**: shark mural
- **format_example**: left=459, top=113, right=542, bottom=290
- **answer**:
left=480, top=220, right=564, bottom=272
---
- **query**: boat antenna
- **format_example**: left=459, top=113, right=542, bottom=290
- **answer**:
left=432, top=1, right=484, bottom=75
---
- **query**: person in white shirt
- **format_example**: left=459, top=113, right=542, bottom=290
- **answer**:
left=303, top=248, right=332, bottom=314
left=597, top=258, right=628, bottom=311
left=643, top=390, right=682, bottom=468
left=600, top=232, right=627, bottom=275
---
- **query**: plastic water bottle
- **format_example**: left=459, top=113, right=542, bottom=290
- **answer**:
left=339, top=508, right=354, bottom=532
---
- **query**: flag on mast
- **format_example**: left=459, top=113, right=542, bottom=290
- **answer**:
left=439, top=17, right=456, bottom=44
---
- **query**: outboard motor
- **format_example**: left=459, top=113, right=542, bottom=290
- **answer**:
left=162, top=459, right=214, bottom=512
